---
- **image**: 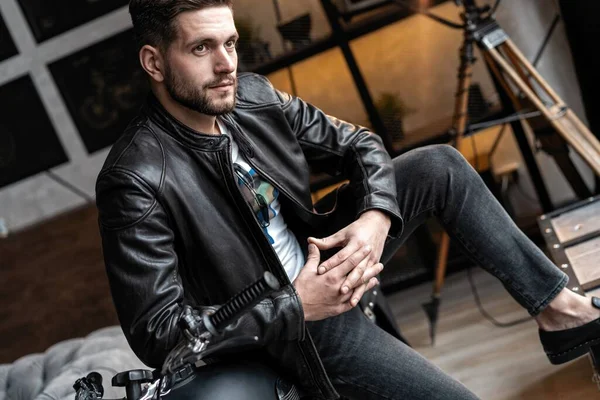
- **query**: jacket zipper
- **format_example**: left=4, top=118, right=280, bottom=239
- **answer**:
left=217, top=140, right=292, bottom=286
left=219, top=119, right=337, bottom=398
left=219, top=140, right=338, bottom=397
left=220, top=116, right=323, bottom=217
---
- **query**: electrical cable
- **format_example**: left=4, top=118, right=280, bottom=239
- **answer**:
left=465, top=123, right=533, bottom=327
left=487, top=122, right=507, bottom=159
left=419, top=9, right=464, bottom=29
left=470, top=132, right=480, bottom=172
left=466, top=110, right=542, bottom=133
left=532, top=13, right=561, bottom=68
left=467, top=265, right=533, bottom=327
left=489, top=0, right=502, bottom=16
left=527, top=12, right=561, bottom=109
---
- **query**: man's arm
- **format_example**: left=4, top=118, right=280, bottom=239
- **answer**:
left=276, top=88, right=403, bottom=303
left=96, top=169, right=305, bottom=368
left=276, top=89, right=403, bottom=237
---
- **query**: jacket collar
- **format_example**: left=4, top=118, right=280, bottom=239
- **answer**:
left=142, top=93, right=229, bottom=149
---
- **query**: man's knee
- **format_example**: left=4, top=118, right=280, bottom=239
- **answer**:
left=391, top=144, right=470, bottom=180
left=432, top=143, right=467, bottom=161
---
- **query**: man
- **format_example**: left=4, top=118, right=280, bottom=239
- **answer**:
left=96, top=1, right=600, bottom=398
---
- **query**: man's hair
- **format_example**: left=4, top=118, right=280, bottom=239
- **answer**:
left=129, top=0, right=233, bottom=51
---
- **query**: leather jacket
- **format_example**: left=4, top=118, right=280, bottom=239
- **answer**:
left=95, top=72, right=404, bottom=399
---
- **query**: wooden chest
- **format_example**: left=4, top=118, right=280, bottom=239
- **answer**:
left=538, top=195, right=600, bottom=389
left=538, top=196, right=600, bottom=293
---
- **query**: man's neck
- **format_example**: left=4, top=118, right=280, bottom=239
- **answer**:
left=154, top=89, right=219, bottom=135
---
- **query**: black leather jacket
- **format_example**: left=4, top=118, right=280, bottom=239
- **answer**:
left=96, top=72, right=404, bottom=399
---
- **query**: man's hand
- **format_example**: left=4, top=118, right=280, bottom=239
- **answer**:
left=294, top=244, right=380, bottom=321
left=307, top=210, right=391, bottom=297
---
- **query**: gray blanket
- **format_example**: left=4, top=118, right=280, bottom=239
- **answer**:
left=0, top=326, right=147, bottom=400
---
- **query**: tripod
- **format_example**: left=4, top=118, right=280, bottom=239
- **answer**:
left=418, top=0, right=600, bottom=344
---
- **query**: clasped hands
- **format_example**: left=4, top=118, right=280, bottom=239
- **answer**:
left=293, top=210, right=391, bottom=321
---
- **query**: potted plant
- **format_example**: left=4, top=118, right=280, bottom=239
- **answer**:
left=235, top=17, right=271, bottom=71
left=374, top=92, right=415, bottom=142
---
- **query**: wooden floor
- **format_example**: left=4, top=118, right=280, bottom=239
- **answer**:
left=0, top=205, right=118, bottom=364
left=387, top=269, right=600, bottom=399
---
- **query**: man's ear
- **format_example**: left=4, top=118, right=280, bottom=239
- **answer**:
left=139, top=45, right=165, bottom=83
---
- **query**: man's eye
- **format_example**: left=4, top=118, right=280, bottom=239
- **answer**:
left=195, top=44, right=206, bottom=52
left=225, top=40, right=236, bottom=48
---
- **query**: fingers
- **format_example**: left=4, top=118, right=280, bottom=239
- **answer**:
left=366, top=276, right=379, bottom=291
left=316, top=241, right=361, bottom=275
left=340, top=262, right=384, bottom=294
left=308, top=230, right=345, bottom=251
left=329, top=244, right=372, bottom=278
left=351, top=277, right=379, bottom=307
left=339, top=256, right=369, bottom=294
left=338, top=277, right=379, bottom=314
left=349, top=281, right=368, bottom=308
left=305, top=243, right=320, bottom=269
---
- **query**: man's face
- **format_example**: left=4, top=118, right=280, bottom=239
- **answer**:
left=163, top=6, right=238, bottom=116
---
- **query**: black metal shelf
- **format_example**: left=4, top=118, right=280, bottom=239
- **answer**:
left=247, top=0, right=450, bottom=158
left=251, top=1, right=444, bottom=76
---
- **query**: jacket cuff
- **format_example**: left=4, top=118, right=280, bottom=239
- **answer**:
left=274, top=285, right=306, bottom=341
left=356, top=197, right=404, bottom=239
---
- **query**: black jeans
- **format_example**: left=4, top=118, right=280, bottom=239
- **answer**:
left=307, top=144, right=568, bottom=399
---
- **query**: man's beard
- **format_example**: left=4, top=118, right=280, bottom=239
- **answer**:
left=164, top=65, right=237, bottom=116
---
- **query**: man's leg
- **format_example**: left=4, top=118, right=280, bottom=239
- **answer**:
left=307, top=306, right=480, bottom=400
left=380, top=145, right=600, bottom=354
left=380, top=144, right=568, bottom=316
left=309, top=144, right=578, bottom=399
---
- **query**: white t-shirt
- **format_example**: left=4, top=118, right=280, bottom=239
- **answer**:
left=219, top=121, right=305, bottom=282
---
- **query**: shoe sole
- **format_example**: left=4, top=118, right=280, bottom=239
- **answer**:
left=547, top=339, right=600, bottom=365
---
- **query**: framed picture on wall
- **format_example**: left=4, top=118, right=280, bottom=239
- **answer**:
left=16, top=0, right=129, bottom=43
left=48, top=28, right=149, bottom=154
left=0, top=75, right=68, bottom=189
left=0, top=14, right=18, bottom=61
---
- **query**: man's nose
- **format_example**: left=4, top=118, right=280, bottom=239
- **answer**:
left=214, top=47, right=236, bottom=74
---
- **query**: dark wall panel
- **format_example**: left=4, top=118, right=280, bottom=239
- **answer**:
left=0, top=75, right=68, bottom=189
left=558, top=0, right=600, bottom=142
left=48, top=28, right=149, bottom=154
left=0, top=14, right=18, bottom=61
left=16, top=0, right=129, bottom=43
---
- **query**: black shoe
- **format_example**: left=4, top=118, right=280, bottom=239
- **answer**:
left=539, top=296, right=600, bottom=365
